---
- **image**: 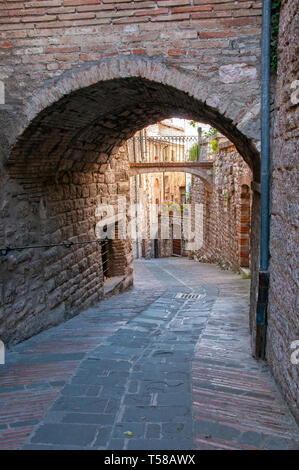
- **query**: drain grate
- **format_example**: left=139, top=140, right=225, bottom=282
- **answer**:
left=175, top=293, right=202, bottom=300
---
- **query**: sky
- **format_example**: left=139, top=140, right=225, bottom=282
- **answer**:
left=171, top=118, right=211, bottom=136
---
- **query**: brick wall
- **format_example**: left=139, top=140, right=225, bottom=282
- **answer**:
left=190, top=136, right=252, bottom=271
left=267, top=0, right=299, bottom=423
left=0, top=1, right=262, bottom=83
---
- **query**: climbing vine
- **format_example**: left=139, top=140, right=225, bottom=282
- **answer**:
left=203, top=127, right=217, bottom=138
left=271, top=0, right=281, bottom=71
left=211, top=139, right=218, bottom=154
left=189, top=142, right=200, bottom=161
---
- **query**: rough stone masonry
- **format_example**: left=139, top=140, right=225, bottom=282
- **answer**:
left=0, top=1, right=297, bottom=423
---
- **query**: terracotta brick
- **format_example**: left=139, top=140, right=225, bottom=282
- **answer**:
left=188, top=19, right=218, bottom=28
left=0, top=16, right=21, bottom=24
left=168, top=48, right=186, bottom=56
left=58, top=13, right=96, bottom=21
left=113, top=17, right=149, bottom=24
left=80, top=52, right=105, bottom=61
left=118, top=2, right=155, bottom=10
left=7, top=8, right=47, bottom=17
left=64, top=0, right=100, bottom=5
left=213, top=2, right=252, bottom=9
left=151, top=13, right=190, bottom=22
left=133, top=48, right=147, bottom=55
left=77, top=4, right=114, bottom=12
left=22, top=15, right=57, bottom=23
left=219, top=17, right=256, bottom=27
left=198, top=30, right=237, bottom=39
left=0, top=2, right=24, bottom=9
left=233, top=9, right=262, bottom=17
left=158, top=0, right=189, bottom=5
left=0, top=40, right=13, bottom=48
left=194, top=0, right=233, bottom=4
left=34, top=21, right=71, bottom=28
left=45, top=45, right=80, bottom=54
left=25, top=1, right=62, bottom=7
left=0, top=30, right=27, bottom=38
left=135, top=8, right=168, bottom=17
left=172, top=6, right=212, bottom=14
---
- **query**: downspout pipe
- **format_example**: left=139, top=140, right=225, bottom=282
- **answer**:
left=256, top=0, right=272, bottom=358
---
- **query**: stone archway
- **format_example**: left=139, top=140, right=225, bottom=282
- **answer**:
left=0, top=58, right=261, bottom=347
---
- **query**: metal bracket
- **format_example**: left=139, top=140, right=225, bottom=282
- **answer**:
left=0, top=247, right=11, bottom=256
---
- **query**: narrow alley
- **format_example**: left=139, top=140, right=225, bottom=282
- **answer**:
left=0, top=258, right=298, bottom=450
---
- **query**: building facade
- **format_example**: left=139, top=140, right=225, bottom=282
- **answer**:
left=129, top=120, right=188, bottom=259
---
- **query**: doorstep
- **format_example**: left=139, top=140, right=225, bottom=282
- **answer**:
left=103, top=275, right=126, bottom=296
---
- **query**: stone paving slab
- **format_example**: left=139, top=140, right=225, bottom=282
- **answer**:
left=0, top=258, right=298, bottom=450
left=0, top=285, right=165, bottom=449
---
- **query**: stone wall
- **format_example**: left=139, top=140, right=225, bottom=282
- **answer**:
left=0, top=146, right=133, bottom=345
left=190, top=137, right=252, bottom=271
left=267, top=0, right=299, bottom=423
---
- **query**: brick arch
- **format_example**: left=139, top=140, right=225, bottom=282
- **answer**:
left=7, top=56, right=260, bottom=181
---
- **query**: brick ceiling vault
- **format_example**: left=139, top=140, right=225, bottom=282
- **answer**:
left=7, top=76, right=260, bottom=182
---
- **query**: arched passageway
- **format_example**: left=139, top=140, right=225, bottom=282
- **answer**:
left=0, top=61, right=261, bottom=351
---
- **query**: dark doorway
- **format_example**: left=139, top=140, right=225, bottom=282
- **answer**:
left=101, top=238, right=113, bottom=280
left=173, top=238, right=182, bottom=256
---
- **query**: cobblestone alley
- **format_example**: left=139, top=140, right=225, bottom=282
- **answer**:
left=0, top=258, right=298, bottom=450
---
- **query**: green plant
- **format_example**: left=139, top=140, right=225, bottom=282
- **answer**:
left=184, top=190, right=191, bottom=203
left=271, top=0, right=281, bottom=71
left=241, top=272, right=251, bottom=279
left=224, top=193, right=231, bottom=201
left=184, top=182, right=192, bottom=203
left=203, top=127, right=217, bottom=138
left=189, top=142, right=200, bottom=161
left=211, top=139, right=218, bottom=154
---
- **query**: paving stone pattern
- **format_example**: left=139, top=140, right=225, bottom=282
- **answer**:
left=0, top=258, right=298, bottom=450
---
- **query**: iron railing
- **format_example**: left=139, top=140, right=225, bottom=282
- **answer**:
left=130, top=135, right=200, bottom=163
